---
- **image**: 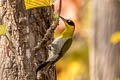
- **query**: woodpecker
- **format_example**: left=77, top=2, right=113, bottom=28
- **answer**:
left=36, top=16, right=75, bottom=73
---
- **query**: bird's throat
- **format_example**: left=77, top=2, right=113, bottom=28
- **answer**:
left=61, top=28, right=74, bottom=38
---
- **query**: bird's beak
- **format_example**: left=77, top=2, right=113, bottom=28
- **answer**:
left=60, top=16, right=67, bottom=22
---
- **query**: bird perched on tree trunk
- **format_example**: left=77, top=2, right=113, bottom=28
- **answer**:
left=36, top=16, right=75, bottom=73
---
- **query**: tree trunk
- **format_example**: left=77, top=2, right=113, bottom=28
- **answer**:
left=90, top=0, right=120, bottom=80
left=0, top=0, right=56, bottom=80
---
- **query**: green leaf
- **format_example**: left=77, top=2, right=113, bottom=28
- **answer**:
left=0, top=24, right=6, bottom=35
left=110, top=32, right=120, bottom=44
left=24, top=0, right=52, bottom=10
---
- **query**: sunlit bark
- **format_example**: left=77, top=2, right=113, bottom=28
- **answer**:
left=0, top=0, right=56, bottom=80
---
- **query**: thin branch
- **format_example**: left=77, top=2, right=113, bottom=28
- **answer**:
left=58, top=0, right=62, bottom=16
left=32, top=20, right=58, bottom=53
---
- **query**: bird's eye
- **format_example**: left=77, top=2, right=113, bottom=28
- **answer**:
left=67, top=20, right=75, bottom=26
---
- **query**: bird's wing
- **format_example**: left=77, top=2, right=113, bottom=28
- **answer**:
left=40, top=38, right=72, bottom=71
left=51, top=37, right=68, bottom=54
left=50, top=38, right=72, bottom=64
left=47, top=37, right=67, bottom=61
left=60, top=38, right=72, bottom=57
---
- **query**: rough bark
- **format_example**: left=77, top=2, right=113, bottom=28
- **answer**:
left=90, top=0, right=120, bottom=80
left=0, top=0, right=56, bottom=80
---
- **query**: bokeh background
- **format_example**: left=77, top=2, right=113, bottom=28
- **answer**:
left=53, top=0, right=91, bottom=80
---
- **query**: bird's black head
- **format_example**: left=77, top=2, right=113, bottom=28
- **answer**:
left=66, top=19, right=75, bottom=26
left=60, top=16, right=75, bottom=27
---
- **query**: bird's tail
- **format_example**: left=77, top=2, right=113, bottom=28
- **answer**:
left=36, top=62, right=50, bottom=73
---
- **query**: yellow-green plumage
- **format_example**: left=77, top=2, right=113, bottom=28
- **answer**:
left=60, top=22, right=74, bottom=38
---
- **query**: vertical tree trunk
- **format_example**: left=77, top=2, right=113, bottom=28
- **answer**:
left=0, top=0, right=56, bottom=80
left=91, top=0, right=120, bottom=80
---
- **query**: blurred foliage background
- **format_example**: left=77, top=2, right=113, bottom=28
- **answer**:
left=53, top=0, right=91, bottom=80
